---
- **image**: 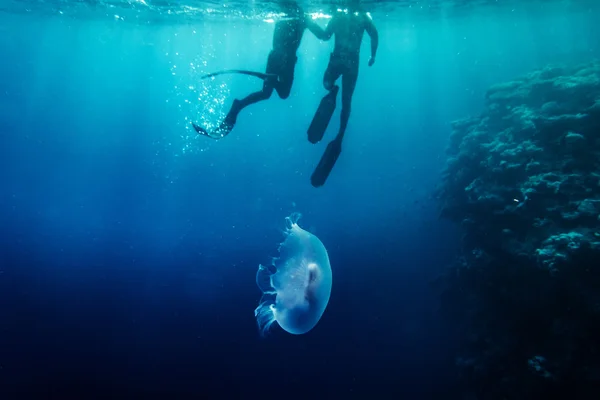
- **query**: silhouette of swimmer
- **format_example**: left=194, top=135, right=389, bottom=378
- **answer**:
left=193, top=1, right=329, bottom=139
left=308, top=0, right=379, bottom=187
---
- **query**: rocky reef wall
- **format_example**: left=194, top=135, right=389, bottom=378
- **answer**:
left=437, top=61, right=600, bottom=398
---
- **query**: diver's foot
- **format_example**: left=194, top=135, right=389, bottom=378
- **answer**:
left=193, top=122, right=223, bottom=140
left=193, top=122, right=209, bottom=136
left=216, top=120, right=235, bottom=138
left=230, top=99, right=242, bottom=117
left=332, top=135, right=343, bottom=150
left=222, top=99, right=242, bottom=127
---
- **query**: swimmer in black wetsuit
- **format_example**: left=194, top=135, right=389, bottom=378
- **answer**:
left=321, top=1, right=378, bottom=141
left=308, top=0, right=379, bottom=187
left=193, top=1, right=328, bottom=139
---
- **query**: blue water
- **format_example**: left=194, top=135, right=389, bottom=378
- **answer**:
left=1, top=0, right=599, bottom=397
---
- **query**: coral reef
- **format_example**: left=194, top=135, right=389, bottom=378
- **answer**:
left=437, top=61, right=600, bottom=398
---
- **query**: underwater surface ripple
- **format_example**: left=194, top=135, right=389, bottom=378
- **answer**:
left=2, top=0, right=596, bottom=24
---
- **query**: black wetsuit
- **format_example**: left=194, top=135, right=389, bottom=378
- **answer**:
left=194, top=7, right=327, bottom=139
left=321, top=10, right=378, bottom=141
left=306, top=8, right=378, bottom=188
left=259, top=16, right=306, bottom=100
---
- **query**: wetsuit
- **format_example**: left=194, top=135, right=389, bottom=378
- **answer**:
left=194, top=5, right=328, bottom=139
left=307, top=6, right=379, bottom=188
left=321, top=9, right=378, bottom=141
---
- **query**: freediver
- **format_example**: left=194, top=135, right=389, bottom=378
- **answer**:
left=307, top=0, right=379, bottom=187
left=192, top=1, right=329, bottom=139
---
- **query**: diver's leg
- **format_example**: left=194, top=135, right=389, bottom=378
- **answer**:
left=323, top=55, right=341, bottom=92
left=196, top=51, right=279, bottom=139
left=230, top=83, right=274, bottom=116
left=336, top=63, right=358, bottom=142
left=309, top=62, right=354, bottom=186
left=195, top=82, right=274, bottom=139
left=274, top=55, right=296, bottom=99
left=307, top=56, right=341, bottom=144
left=230, top=50, right=278, bottom=113
left=210, top=83, right=273, bottom=136
left=321, top=54, right=342, bottom=107
left=215, top=52, right=280, bottom=136
left=309, top=57, right=346, bottom=186
left=275, top=73, right=293, bottom=99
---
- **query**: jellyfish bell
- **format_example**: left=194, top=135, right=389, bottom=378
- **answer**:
left=254, top=213, right=332, bottom=336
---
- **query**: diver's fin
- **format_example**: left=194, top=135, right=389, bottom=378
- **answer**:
left=311, top=138, right=342, bottom=187
left=307, top=85, right=339, bottom=144
left=192, top=122, right=222, bottom=140
left=200, top=69, right=278, bottom=81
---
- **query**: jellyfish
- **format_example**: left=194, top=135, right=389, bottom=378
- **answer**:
left=254, top=213, right=332, bottom=336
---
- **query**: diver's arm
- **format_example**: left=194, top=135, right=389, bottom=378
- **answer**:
left=320, top=16, right=337, bottom=40
left=305, top=17, right=330, bottom=41
left=365, top=14, right=379, bottom=64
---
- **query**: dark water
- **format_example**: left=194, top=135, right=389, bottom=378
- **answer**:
left=1, top=0, right=599, bottom=398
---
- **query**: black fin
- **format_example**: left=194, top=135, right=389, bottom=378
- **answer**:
left=307, top=85, right=339, bottom=144
left=200, top=69, right=278, bottom=81
left=192, top=123, right=221, bottom=140
left=311, top=139, right=342, bottom=187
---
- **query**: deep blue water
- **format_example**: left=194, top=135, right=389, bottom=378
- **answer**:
left=1, top=0, right=599, bottom=397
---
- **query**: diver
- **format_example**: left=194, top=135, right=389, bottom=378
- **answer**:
left=307, top=0, right=379, bottom=187
left=193, top=1, right=329, bottom=139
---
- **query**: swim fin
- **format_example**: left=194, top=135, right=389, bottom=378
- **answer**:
left=311, top=138, right=342, bottom=187
left=193, top=123, right=220, bottom=139
left=200, top=69, right=278, bottom=81
left=193, top=100, right=240, bottom=140
left=192, top=122, right=234, bottom=140
left=307, top=85, right=339, bottom=144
